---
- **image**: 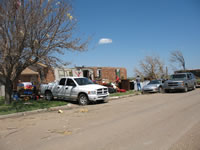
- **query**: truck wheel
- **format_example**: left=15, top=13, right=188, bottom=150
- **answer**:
left=78, top=93, right=89, bottom=105
left=184, top=85, right=188, bottom=92
left=45, top=91, right=53, bottom=101
left=164, top=89, right=169, bottom=93
left=192, top=84, right=196, bottom=90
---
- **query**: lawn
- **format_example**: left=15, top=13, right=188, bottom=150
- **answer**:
left=0, top=97, right=68, bottom=115
left=109, top=90, right=140, bottom=97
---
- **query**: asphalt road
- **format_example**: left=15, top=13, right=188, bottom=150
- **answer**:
left=0, top=89, right=200, bottom=150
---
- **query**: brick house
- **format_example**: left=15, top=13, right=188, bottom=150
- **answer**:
left=0, top=65, right=127, bottom=96
left=14, top=65, right=127, bottom=89
left=76, top=66, right=127, bottom=83
left=13, top=63, right=55, bottom=90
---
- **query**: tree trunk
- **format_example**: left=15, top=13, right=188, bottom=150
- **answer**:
left=183, top=64, right=186, bottom=71
left=4, top=79, right=13, bottom=105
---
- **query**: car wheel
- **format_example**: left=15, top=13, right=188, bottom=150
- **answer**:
left=184, top=85, right=188, bottom=92
left=45, top=91, right=53, bottom=101
left=158, top=87, right=163, bottom=93
left=78, top=93, right=89, bottom=105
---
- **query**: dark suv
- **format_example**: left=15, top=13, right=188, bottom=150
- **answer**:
left=163, top=72, right=197, bottom=92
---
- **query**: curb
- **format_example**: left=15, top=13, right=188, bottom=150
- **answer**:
left=0, top=104, right=79, bottom=119
left=0, top=93, right=140, bottom=119
left=108, top=93, right=141, bottom=100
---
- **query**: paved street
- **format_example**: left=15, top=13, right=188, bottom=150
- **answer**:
left=0, top=89, right=200, bottom=150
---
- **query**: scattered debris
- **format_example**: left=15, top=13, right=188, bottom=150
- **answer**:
left=79, top=108, right=88, bottom=113
left=67, top=104, right=72, bottom=107
left=23, top=102, right=33, bottom=105
left=63, top=130, right=72, bottom=135
left=48, top=129, right=72, bottom=135
left=58, top=110, right=63, bottom=113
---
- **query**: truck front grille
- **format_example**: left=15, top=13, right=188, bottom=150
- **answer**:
left=168, top=82, right=179, bottom=86
left=97, top=88, right=108, bottom=95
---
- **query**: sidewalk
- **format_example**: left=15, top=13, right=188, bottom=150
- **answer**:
left=0, top=92, right=141, bottom=119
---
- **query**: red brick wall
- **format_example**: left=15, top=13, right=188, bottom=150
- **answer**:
left=37, top=68, right=55, bottom=84
left=86, top=67, right=127, bottom=83
left=45, top=68, right=55, bottom=83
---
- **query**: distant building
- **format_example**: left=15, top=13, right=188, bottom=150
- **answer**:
left=175, top=69, right=200, bottom=78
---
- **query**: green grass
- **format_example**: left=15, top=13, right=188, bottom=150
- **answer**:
left=0, top=97, right=68, bottom=115
left=109, top=90, right=140, bottom=97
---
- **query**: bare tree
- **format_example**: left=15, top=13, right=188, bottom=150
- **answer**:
left=134, top=55, right=166, bottom=80
left=170, top=50, right=186, bottom=71
left=0, top=0, right=89, bottom=104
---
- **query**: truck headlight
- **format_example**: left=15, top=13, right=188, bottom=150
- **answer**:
left=179, top=82, right=184, bottom=86
left=88, top=91, right=96, bottom=95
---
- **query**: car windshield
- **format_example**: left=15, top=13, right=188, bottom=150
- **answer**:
left=74, top=78, right=94, bottom=85
left=171, top=74, right=186, bottom=79
left=148, top=80, right=160, bottom=84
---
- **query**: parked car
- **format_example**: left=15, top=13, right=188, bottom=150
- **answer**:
left=142, top=80, right=163, bottom=94
left=40, top=77, right=109, bottom=105
left=163, top=72, right=197, bottom=93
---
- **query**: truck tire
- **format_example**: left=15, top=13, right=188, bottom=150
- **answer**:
left=192, top=84, right=196, bottom=90
left=45, top=91, right=53, bottom=101
left=184, top=85, right=188, bottom=92
left=164, top=89, right=169, bottom=93
left=78, top=93, right=89, bottom=105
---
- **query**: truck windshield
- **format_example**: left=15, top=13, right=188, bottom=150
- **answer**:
left=74, top=78, right=94, bottom=85
left=171, top=74, right=186, bottom=79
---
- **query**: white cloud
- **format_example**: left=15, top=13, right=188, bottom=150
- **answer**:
left=98, top=38, right=112, bottom=44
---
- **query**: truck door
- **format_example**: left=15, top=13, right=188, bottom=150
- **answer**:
left=54, top=78, right=67, bottom=97
left=187, top=74, right=191, bottom=88
left=64, top=78, right=78, bottom=100
left=187, top=74, right=192, bottom=88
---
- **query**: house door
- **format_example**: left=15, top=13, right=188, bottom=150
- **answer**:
left=83, top=70, right=89, bottom=78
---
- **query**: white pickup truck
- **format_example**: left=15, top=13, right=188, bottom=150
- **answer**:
left=40, top=77, right=109, bottom=105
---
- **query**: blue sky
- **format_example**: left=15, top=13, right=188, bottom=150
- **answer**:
left=63, top=0, right=200, bottom=77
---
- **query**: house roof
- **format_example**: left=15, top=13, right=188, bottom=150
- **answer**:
left=21, top=68, right=39, bottom=75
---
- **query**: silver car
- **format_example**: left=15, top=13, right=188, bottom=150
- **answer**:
left=142, top=80, right=163, bottom=94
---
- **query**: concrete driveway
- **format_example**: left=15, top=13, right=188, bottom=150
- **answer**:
left=0, top=89, right=200, bottom=150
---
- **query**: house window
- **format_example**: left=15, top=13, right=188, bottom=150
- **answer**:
left=97, top=69, right=102, bottom=78
left=66, top=70, right=73, bottom=76
left=58, top=70, right=65, bottom=79
left=116, top=69, right=120, bottom=79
